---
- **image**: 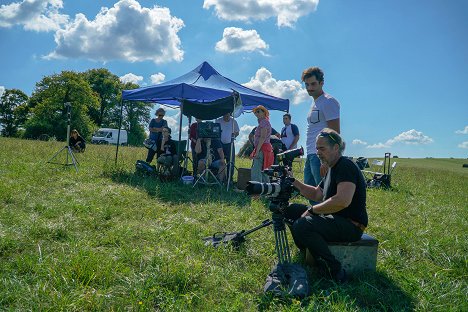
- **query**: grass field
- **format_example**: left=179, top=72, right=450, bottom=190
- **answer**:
left=0, top=137, right=467, bottom=311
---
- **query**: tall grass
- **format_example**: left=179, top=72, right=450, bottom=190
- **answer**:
left=0, top=137, right=466, bottom=311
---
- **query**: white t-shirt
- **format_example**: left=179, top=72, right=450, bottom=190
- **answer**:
left=215, top=117, right=239, bottom=144
left=306, top=92, right=340, bottom=155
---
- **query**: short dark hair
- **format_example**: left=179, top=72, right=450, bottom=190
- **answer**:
left=162, top=126, right=171, bottom=134
left=301, top=67, right=324, bottom=83
left=283, top=113, right=291, bottom=119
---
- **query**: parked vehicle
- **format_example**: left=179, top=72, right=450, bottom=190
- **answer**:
left=91, top=128, right=128, bottom=145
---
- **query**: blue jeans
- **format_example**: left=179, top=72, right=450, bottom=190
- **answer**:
left=304, top=153, right=322, bottom=187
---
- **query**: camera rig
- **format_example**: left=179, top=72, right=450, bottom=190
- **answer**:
left=203, top=147, right=304, bottom=264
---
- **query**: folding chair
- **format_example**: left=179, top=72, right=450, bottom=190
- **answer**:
left=362, top=159, right=384, bottom=180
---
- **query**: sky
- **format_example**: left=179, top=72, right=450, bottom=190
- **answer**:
left=0, top=0, right=467, bottom=158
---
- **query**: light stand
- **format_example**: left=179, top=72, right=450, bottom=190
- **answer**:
left=47, top=102, right=79, bottom=172
left=193, top=138, right=222, bottom=187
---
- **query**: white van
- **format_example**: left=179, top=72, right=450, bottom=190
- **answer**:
left=91, top=128, right=128, bottom=145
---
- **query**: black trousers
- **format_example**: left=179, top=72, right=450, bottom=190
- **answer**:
left=222, top=142, right=235, bottom=178
left=283, top=204, right=362, bottom=275
left=146, top=148, right=157, bottom=163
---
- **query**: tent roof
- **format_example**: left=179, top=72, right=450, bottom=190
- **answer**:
left=121, top=61, right=289, bottom=112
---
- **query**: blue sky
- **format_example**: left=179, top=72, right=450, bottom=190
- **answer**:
left=1, top=0, right=467, bottom=158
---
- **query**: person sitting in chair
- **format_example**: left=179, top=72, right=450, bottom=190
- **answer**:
left=195, top=138, right=226, bottom=183
left=69, top=129, right=86, bottom=152
left=156, top=127, right=179, bottom=178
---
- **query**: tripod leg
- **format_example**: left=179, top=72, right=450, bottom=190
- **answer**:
left=47, top=146, right=68, bottom=163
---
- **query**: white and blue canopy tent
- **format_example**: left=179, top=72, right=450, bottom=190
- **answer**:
left=115, top=61, right=289, bottom=182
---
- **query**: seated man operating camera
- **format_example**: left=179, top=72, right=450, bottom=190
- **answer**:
left=195, top=137, right=226, bottom=183
left=283, top=128, right=367, bottom=283
left=156, top=127, right=179, bottom=178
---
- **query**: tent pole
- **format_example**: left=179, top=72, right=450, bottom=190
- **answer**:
left=226, top=94, right=236, bottom=191
left=115, top=99, right=124, bottom=165
left=177, top=100, right=184, bottom=178
left=184, top=115, right=192, bottom=176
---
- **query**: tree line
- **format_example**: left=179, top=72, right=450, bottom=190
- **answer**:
left=0, top=69, right=152, bottom=146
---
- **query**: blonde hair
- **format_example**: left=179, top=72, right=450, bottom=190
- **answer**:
left=253, top=105, right=270, bottom=119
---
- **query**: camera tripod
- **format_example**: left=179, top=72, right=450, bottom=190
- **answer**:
left=193, top=138, right=222, bottom=187
left=47, top=102, right=79, bottom=172
left=204, top=199, right=292, bottom=263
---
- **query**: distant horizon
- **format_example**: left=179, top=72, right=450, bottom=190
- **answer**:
left=1, top=0, right=467, bottom=158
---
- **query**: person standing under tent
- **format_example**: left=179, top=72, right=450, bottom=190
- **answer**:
left=302, top=67, right=340, bottom=188
left=146, top=108, right=168, bottom=164
left=189, top=118, right=202, bottom=176
left=280, top=113, right=300, bottom=167
left=250, top=105, right=274, bottom=183
left=215, top=113, right=239, bottom=179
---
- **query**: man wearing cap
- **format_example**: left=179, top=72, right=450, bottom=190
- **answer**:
left=284, top=129, right=367, bottom=283
left=302, top=67, right=340, bottom=189
left=146, top=108, right=168, bottom=163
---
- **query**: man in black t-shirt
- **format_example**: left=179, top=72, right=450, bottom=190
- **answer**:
left=283, top=128, right=367, bottom=283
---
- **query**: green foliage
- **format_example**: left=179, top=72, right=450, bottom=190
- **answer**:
left=0, top=88, right=29, bottom=137
left=0, top=137, right=467, bottom=311
left=25, top=71, right=99, bottom=140
left=83, top=68, right=122, bottom=127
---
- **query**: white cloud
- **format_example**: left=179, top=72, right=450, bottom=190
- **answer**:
left=119, top=73, right=143, bottom=85
left=215, top=27, right=268, bottom=54
left=243, top=67, right=309, bottom=105
left=366, top=129, right=433, bottom=149
left=352, top=139, right=367, bottom=145
left=387, top=129, right=433, bottom=145
left=235, top=124, right=255, bottom=151
left=458, top=141, right=468, bottom=149
left=0, top=86, right=5, bottom=98
left=455, top=126, right=468, bottom=135
left=150, top=73, right=165, bottom=84
left=46, top=0, right=184, bottom=63
left=367, top=142, right=390, bottom=149
left=0, top=0, right=68, bottom=32
left=203, top=0, right=319, bottom=28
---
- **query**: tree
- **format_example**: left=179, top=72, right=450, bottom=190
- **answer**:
left=82, top=68, right=122, bottom=127
left=107, top=82, right=152, bottom=146
left=0, top=89, right=29, bottom=137
left=25, top=71, right=99, bottom=141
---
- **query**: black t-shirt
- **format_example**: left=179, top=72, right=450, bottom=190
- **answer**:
left=69, top=135, right=85, bottom=146
left=198, top=139, right=223, bottom=161
left=156, top=138, right=177, bottom=158
left=319, top=156, right=368, bottom=226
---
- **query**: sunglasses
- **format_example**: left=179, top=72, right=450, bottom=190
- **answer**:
left=319, top=131, right=338, bottom=144
left=158, top=114, right=164, bottom=117
left=254, top=110, right=263, bottom=114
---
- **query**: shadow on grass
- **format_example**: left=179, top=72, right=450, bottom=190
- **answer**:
left=104, top=167, right=251, bottom=207
left=257, top=269, right=415, bottom=311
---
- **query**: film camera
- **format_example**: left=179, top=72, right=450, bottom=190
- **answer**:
left=245, top=147, right=303, bottom=209
left=197, top=121, right=221, bottom=139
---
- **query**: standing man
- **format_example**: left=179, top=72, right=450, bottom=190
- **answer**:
left=302, top=67, right=340, bottom=188
left=146, top=108, right=168, bottom=164
left=281, top=113, right=300, bottom=150
left=216, top=113, right=239, bottom=179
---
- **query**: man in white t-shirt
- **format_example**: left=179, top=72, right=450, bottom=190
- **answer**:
left=281, top=113, right=300, bottom=150
left=302, top=67, right=340, bottom=188
left=215, top=113, right=239, bottom=177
